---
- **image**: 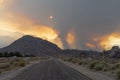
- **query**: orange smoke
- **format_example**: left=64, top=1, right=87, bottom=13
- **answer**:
left=0, top=0, right=7, bottom=7
left=0, top=0, right=15, bottom=8
left=0, top=0, right=63, bottom=48
left=93, top=33, right=120, bottom=50
left=66, top=31, right=76, bottom=48
left=0, top=13, right=63, bottom=48
left=86, top=43, right=95, bottom=49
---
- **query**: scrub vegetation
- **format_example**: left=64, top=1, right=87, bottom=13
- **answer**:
left=61, top=56, right=120, bottom=79
left=0, top=57, right=49, bottom=74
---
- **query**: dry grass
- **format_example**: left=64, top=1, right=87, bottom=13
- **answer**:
left=0, top=57, right=49, bottom=74
left=0, top=58, right=27, bottom=74
left=28, top=57, right=49, bottom=61
left=60, top=56, right=120, bottom=79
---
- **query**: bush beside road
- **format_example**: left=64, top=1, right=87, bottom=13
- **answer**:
left=60, top=57, right=118, bottom=80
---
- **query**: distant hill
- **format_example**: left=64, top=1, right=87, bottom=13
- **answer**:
left=62, top=49, right=101, bottom=57
left=104, top=46, right=120, bottom=58
left=0, top=35, right=102, bottom=57
left=0, top=35, right=62, bottom=56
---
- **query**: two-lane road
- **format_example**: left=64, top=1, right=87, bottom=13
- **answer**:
left=12, top=58, right=92, bottom=80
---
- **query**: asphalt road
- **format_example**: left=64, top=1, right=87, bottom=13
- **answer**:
left=11, top=58, right=92, bottom=80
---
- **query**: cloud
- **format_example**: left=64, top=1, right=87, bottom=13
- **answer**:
left=0, top=13, right=63, bottom=48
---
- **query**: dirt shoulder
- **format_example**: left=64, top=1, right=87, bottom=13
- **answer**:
left=61, top=61, right=117, bottom=80
left=0, top=61, right=40, bottom=80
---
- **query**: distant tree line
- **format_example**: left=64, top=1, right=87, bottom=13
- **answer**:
left=0, top=52, right=23, bottom=57
left=0, top=52, right=35, bottom=57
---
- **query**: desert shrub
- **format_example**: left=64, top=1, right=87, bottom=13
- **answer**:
left=0, top=63, right=10, bottom=69
left=78, top=61, right=83, bottom=65
left=72, top=59, right=76, bottom=63
left=18, top=61, right=26, bottom=67
left=94, top=63, right=106, bottom=71
left=0, top=70, right=2, bottom=74
left=60, top=57, right=66, bottom=61
left=62, top=58, right=67, bottom=61
left=111, top=63, right=120, bottom=70
left=89, top=62, right=98, bottom=69
left=14, top=58, right=21, bottom=62
left=103, top=68, right=108, bottom=72
left=115, top=63, right=120, bottom=68
left=13, top=62, right=19, bottom=66
left=78, top=60, right=87, bottom=65
left=13, top=60, right=26, bottom=67
left=71, top=58, right=80, bottom=63
left=9, top=59, right=16, bottom=65
left=116, top=69, right=120, bottom=79
left=89, top=61, right=107, bottom=71
left=67, top=58, right=73, bottom=62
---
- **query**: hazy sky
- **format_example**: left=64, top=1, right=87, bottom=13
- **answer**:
left=1, top=0, right=120, bottom=50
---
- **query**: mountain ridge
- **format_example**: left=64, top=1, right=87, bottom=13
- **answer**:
left=0, top=35, right=62, bottom=56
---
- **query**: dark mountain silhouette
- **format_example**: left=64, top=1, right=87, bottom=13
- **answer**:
left=62, top=49, right=101, bottom=57
left=0, top=35, right=102, bottom=57
left=104, top=46, right=120, bottom=58
left=0, top=35, right=62, bottom=56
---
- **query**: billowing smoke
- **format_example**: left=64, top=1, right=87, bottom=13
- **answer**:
left=0, top=13, right=63, bottom=48
left=86, top=43, right=95, bottom=49
left=92, top=33, right=120, bottom=50
left=0, top=0, right=64, bottom=48
left=66, top=31, right=76, bottom=49
left=1, top=0, right=120, bottom=51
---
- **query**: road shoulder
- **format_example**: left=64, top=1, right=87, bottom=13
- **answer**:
left=61, top=60, right=117, bottom=80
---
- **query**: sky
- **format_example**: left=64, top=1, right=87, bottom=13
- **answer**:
left=1, top=0, right=120, bottom=51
